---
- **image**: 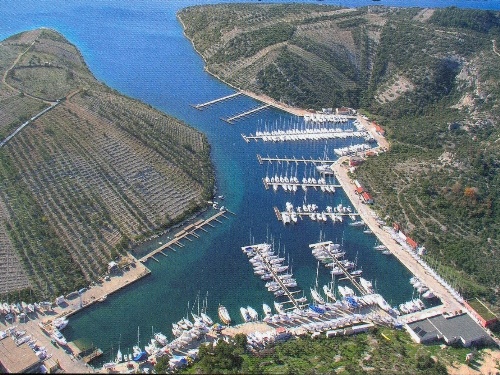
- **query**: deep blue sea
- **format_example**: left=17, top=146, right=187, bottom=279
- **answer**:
left=1, top=0, right=498, bottom=363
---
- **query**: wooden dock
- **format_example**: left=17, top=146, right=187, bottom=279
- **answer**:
left=139, top=209, right=234, bottom=263
left=191, top=92, right=242, bottom=110
left=222, top=104, right=270, bottom=124
left=82, top=348, right=103, bottom=363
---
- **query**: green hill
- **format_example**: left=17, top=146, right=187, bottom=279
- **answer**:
left=0, top=29, right=214, bottom=300
left=178, top=5, right=500, bottom=309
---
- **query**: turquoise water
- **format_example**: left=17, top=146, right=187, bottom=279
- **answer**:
left=1, top=0, right=499, bottom=363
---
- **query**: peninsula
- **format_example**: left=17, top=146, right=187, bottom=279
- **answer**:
left=0, top=28, right=214, bottom=301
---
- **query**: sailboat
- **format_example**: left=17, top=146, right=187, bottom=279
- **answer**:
left=132, top=327, right=147, bottom=362
left=116, top=334, right=123, bottom=363
left=310, top=261, right=326, bottom=305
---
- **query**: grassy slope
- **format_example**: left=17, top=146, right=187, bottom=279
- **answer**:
left=179, top=4, right=500, bottom=309
left=0, top=29, right=214, bottom=300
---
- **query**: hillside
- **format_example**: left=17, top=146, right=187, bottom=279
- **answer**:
left=0, top=29, right=214, bottom=300
left=178, top=5, right=500, bottom=308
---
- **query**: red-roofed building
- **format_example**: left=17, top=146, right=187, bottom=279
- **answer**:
left=355, top=186, right=364, bottom=195
left=361, top=192, right=373, bottom=204
left=336, top=106, right=354, bottom=115
left=406, top=237, right=418, bottom=250
left=349, top=156, right=364, bottom=166
left=372, top=121, right=385, bottom=135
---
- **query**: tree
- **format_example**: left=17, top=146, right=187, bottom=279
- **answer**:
left=154, top=355, right=170, bottom=374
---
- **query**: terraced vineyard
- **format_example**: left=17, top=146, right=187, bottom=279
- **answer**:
left=178, top=4, right=375, bottom=108
left=0, top=29, right=214, bottom=299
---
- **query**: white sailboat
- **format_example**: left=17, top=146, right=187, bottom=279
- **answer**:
left=132, top=327, right=142, bottom=358
left=311, top=261, right=326, bottom=304
left=116, top=334, right=123, bottom=363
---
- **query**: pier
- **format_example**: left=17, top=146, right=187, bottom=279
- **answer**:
left=275, top=206, right=360, bottom=224
left=257, top=154, right=333, bottom=165
left=263, top=179, right=340, bottom=192
left=191, top=92, right=242, bottom=110
left=139, top=208, right=234, bottom=263
left=243, top=244, right=306, bottom=311
left=310, top=241, right=368, bottom=295
left=242, top=129, right=367, bottom=143
left=222, top=104, right=271, bottom=124
left=82, top=348, right=103, bottom=364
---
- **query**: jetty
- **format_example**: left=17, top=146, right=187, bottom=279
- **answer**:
left=222, top=104, right=270, bottom=124
left=242, top=244, right=306, bottom=311
left=309, top=241, right=367, bottom=295
left=275, top=206, right=360, bottom=224
left=191, top=92, right=242, bottom=110
left=263, top=179, right=340, bottom=192
left=82, top=348, right=103, bottom=363
left=257, top=154, right=333, bottom=165
left=242, top=129, right=367, bottom=143
left=139, top=208, right=234, bottom=263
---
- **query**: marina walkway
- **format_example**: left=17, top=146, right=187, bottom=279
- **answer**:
left=244, top=244, right=306, bottom=311
left=310, top=241, right=368, bottom=295
left=257, top=154, right=333, bottom=165
left=274, top=207, right=359, bottom=223
left=222, top=104, right=271, bottom=124
left=242, top=130, right=366, bottom=142
left=263, top=179, right=340, bottom=191
left=191, top=92, right=242, bottom=110
left=139, top=208, right=234, bottom=263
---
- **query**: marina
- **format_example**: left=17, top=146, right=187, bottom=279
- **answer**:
left=1, top=2, right=497, bottom=373
left=263, top=179, right=340, bottom=193
left=309, top=241, right=367, bottom=295
left=241, top=243, right=307, bottom=311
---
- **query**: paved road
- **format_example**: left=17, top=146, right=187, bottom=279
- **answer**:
left=332, top=158, right=465, bottom=316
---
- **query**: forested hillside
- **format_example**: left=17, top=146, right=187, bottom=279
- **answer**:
left=0, top=29, right=214, bottom=300
left=179, top=5, right=500, bottom=308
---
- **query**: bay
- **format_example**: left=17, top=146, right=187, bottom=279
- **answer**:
left=1, top=0, right=497, bottom=363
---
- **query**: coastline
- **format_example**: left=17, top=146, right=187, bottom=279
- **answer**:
left=177, top=13, right=311, bottom=118
left=2, top=255, right=150, bottom=374
left=177, top=9, right=466, bottom=320
left=332, top=158, right=464, bottom=315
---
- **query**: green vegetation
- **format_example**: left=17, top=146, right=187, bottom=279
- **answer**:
left=0, top=28, right=214, bottom=299
left=174, top=329, right=471, bottom=374
left=468, top=298, right=498, bottom=321
left=179, top=4, right=500, bottom=310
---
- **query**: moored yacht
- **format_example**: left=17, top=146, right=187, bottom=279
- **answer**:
left=218, top=305, right=231, bottom=325
left=247, top=306, right=259, bottom=321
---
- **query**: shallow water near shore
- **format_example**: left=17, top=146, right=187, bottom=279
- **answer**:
left=1, top=0, right=497, bottom=364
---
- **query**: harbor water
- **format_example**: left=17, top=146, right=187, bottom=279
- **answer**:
left=1, top=0, right=498, bottom=364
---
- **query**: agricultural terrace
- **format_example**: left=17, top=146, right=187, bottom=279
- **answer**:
left=0, top=28, right=214, bottom=300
